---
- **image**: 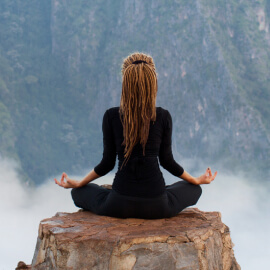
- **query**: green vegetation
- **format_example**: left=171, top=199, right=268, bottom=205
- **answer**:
left=0, top=0, right=269, bottom=184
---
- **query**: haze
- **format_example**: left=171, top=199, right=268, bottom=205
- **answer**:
left=0, top=157, right=269, bottom=269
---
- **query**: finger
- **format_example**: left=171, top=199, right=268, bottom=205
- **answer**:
left=208, top=167, right=212, bottom=176
left=211, top=171, right=217, bottom=181
left=61, top=176, right=65, bottom=185
left=64, top=173, right=70, bottom=182
left=54, top=178, right=62, bottom=187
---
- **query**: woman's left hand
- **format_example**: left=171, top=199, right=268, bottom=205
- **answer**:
left=54, top=173, right=80, bottom=189
left=197, top=167, right=217, bottom=185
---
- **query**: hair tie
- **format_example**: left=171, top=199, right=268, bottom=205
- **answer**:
left=132, top=60, right=147, bottom=64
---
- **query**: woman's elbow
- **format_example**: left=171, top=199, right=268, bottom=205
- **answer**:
left=107, top=160, right=116, bottom=172
left=159, top=158, right=169, bottom=171
left=103, top=159, right=116, bottom=175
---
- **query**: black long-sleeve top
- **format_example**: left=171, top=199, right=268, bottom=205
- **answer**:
left=94, top=107, right=184, bottom=198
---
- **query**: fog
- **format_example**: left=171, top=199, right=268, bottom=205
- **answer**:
left=0, top=157, right=269, bottom=270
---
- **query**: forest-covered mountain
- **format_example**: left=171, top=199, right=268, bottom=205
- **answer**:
left=0, top=0, right=269, bottom=184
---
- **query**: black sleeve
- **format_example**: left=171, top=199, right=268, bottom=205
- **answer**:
left=158, top=110, right=184, bottom=177
left=94, top=109, right=116, bottom=176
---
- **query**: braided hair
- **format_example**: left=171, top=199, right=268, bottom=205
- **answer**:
left=120, top=52, right=158, bottom=167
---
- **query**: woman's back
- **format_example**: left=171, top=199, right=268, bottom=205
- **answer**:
left=94, top=106, right=184, bottom=198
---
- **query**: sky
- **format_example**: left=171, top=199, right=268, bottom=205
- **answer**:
left=0, top=157, right=269, bottom=270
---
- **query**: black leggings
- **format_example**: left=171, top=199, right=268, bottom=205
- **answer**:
left=71, top=181, right=202, bottom=219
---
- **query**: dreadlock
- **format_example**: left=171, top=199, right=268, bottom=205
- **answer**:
left=120, top=52, right=158, bottom=167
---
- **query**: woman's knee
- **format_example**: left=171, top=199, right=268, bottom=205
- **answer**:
left=71, top=188, right=84, bottom=208
left=191, top=184, right=202, bottom=204
left=181, top=182, right=202, bottom=205
left=71, top=185, right=89, bottom=198
left=71, top=187, right=79, bottom=200
left=195, top=184, right=202, bottom=196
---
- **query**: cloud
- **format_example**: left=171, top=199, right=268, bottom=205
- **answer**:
left=0, top=158, right=112, bottom=269
left=197, top=172, right=270, bottom=270
left=0, top=158, right=269, bottom=269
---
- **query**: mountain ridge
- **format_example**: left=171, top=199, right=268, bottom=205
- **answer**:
left=0, top=0, right=269, bottom=184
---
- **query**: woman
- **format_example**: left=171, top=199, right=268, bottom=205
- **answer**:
left=54, top=52, right=217, bottom=219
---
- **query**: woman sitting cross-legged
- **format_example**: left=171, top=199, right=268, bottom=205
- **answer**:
left=54, top=52, right=217, bottom=219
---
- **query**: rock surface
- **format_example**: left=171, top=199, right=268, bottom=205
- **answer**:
left=29, top=208, right=240, bottom=270
left=16, top=261, right=32, bottom=269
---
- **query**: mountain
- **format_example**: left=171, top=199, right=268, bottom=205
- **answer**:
left=0, top=0, right=269, bottom=184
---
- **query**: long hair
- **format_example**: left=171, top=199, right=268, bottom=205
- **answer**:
left=120, top=52, right=158, bottom=167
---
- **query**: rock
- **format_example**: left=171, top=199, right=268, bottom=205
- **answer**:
left=29, top=208, right=240, bottom=270
left=16, top=261, right=32, bottom=269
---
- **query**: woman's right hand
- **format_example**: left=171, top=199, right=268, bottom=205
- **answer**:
left=54, top=172, right=81, bottom=189
left=196, top=168, right=217, bottom=185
